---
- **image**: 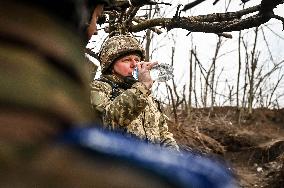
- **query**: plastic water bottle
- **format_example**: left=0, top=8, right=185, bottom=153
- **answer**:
left=132, top=66, right=139, bottom=80
left=132, top=63, right=174, bottom=82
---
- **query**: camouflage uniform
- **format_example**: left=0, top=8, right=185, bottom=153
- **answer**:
left=91, top=35, right=179, bottom=150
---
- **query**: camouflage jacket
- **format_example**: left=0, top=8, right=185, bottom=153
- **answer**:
left=90, top=74, right=179, bottom=150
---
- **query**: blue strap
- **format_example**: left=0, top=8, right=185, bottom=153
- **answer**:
left=59, top=126, right=237, bottom=188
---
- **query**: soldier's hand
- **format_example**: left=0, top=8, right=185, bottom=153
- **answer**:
left=137, top=61, right=158, bottom=89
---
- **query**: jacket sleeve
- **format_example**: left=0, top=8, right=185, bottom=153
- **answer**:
left=158, top=114, right=180, bottom=151
left=91, top=81, right=150, bottom=128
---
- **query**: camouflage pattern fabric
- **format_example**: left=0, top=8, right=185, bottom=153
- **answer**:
left=0, top=1, right=95, bottom=163
left=99, top=35, right=146, bottom=73
left=91, top=74, right=179, bottom=150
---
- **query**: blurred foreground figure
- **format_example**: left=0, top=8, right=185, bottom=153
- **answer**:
left=0, top=1, right=237, bottom=187
left=0, top=0, right=110, bottom=142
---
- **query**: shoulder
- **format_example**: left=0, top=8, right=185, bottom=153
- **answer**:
left=91, top=79, right=112, bottom=92
left=90, top=80, right=113, bottom=106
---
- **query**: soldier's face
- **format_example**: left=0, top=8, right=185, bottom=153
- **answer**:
left=112, top=54, right=141, bottom=77
left=87, top=4, right=104, bottom=39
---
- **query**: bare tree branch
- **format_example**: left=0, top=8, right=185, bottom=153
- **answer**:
left=104, top=0, right=283, bottom=36
left=182, top=0, right=206, bottom=11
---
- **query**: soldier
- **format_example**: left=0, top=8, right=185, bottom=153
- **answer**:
left=90, top=34, right=179, bottom=150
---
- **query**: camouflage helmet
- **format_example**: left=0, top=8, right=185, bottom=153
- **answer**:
left=99, top=35, right=146, bottom=73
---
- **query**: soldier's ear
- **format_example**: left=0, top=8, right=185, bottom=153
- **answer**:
left=104, top=64, right=114, bottom=75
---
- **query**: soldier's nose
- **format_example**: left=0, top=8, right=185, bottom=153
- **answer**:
left=130, top=61, right=136, bottom=67
left=130, top=65, right=135, bottom=69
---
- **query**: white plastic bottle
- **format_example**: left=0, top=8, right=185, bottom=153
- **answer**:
left=132, top=63, right=174, bottom=82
